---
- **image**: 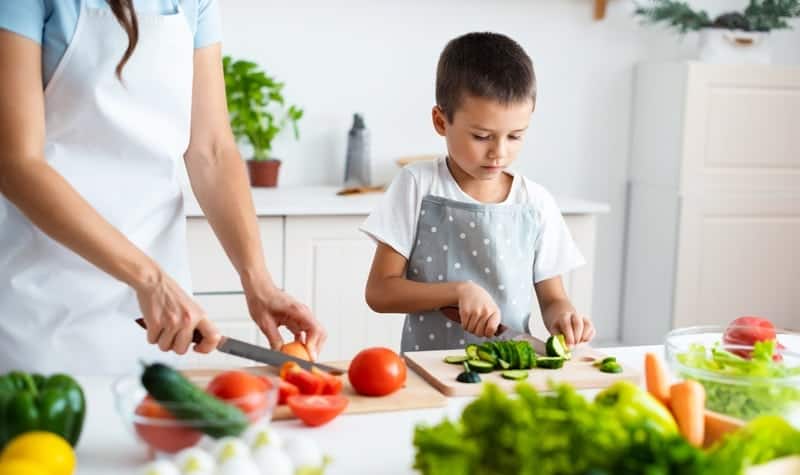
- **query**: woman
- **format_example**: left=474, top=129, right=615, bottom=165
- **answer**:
left=0, top=0, right=326, bottom=375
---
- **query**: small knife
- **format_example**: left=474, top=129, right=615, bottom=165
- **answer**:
left=440, top=306, right=523, bottom=338
left=134, top=318, right=344, bottom=375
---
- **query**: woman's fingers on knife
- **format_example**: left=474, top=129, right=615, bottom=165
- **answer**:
left=193, top=318, right=220, bottom=353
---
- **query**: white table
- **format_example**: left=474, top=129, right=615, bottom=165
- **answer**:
left=74, top=345, right=659, bottom=475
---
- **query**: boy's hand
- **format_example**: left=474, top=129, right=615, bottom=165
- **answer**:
left=546, top=311, right=595, bottom=347
left=455, top=281, right=501, bottom=338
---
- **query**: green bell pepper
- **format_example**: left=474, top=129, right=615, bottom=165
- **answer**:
left=595, top=380, right=678, bottom=435
left=0, top=371, right=86, bottom=449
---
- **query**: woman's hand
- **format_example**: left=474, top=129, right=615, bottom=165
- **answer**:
left=456, top=281, right=501, bottom=338
left=135, top=270, right=220, bottom=355
left=245, top=285, right=327, bottom=361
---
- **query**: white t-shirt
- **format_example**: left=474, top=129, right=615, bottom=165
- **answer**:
left=360, top=157, right=585, bottom=283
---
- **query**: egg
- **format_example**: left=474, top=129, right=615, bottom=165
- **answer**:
left=137, top=460, right=181, bottom=475
left=173, top=447, right=215, bottom=475
left=252, top=444, right=293, bottom=475
left=244, top=423, right=283, bottom=450
left=213, top=437, right=260, bottom=475
left=283, top=435, right=323, bottom=470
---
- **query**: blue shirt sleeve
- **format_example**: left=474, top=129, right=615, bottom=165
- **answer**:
left=0, top=0, right=48, bottom=44
left=194, top=0, right=222, bottom=48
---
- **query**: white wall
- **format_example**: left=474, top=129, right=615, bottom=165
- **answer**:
left=218, top=0, right=800, bottom=342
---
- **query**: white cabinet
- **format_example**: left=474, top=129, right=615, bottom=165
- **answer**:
left=283, top=216, right=404, bottom=362
left=180, top=187, right=605, bottom=366
left=622, top=62, right=800, bottom=345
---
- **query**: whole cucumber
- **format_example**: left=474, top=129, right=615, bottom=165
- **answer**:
left=141, top=363, right=249, bottom=438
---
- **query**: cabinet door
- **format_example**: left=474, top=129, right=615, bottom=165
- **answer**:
left=186, top=217, right=284, bottom=293
left=683, top=65, right=800, bottom=192
left=284, top=216, right=404, bottom=361
left=528, top=215, right=597, bottom=339
left=673, top=191, right=800, bottom=330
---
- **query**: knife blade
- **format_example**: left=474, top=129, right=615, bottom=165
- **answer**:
left=134, top=318, right=344, bottom=375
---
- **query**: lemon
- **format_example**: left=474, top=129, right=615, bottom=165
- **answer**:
left=0, top=431, right=76, bottom=475
left=0, top=458, right=50, bottom=475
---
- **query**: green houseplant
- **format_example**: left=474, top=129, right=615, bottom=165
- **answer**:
left=223, top=55, right=303, bottom=187
left=634, top=0, right=800, bottom=63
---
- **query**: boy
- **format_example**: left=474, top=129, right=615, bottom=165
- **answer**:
left=361, top=32, right=594, bottom=353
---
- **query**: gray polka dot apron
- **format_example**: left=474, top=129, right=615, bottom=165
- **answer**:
left=402, top=190, right=541, bottom=353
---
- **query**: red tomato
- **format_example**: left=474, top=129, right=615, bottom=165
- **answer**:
left=134, top=396, right=203, bottom=453
left=278, top=380, right=300, bottom=405
left=286, top=395, right=348, bottom=427
left=311, top=367, right=343, bottom=395
left=206, top=371, right=272, bottom=420
left=348, top=347, right=406, bottom=397
left=723, top=316, right=782, bottom=361
left=280, top=362, right=325, bottom=395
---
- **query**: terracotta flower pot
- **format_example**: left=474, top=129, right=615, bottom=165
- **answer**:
left=247, top=159, right=281, bottom=187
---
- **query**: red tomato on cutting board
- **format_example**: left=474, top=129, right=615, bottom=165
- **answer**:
left=287, top=394, right=348, bottom=427
left=348, top=347, right=406, bottom=397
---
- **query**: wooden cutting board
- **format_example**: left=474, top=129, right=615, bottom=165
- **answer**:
left=184, top=360, right=447, bottom=421
left=404, top=337, right=641, bottom=397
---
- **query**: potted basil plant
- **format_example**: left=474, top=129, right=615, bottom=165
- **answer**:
left=223, top=55, right=303, bottom=187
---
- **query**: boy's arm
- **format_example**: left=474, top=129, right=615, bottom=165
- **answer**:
left=535, top=276, right=595, bottom=346
left=365, top=243, right=463, bottom=313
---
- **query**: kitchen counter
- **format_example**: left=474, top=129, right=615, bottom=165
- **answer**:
left=74, top=345, right=655, bottom=475
left=183, top=186, right=611, bottom=217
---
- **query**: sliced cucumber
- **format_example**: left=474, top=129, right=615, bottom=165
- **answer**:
left=598, top=360, right=623, bottom=374
left=500, top=370, right=529, bottom=381
left=444, top=355, right=470, bottom=364
left=536, top=356, right=566, bottom=370
left=545, top=334, right=571, bottom=360
left=467, top=359, right=495, bottom=373
left=497, top=358, right=511, bottom=370
left=465, top=344, right=479, bottom=360
left=456, top=362, right=482, bottom=383
left=476, top=348, right=497, bottom=366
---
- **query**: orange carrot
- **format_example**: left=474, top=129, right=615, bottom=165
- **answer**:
left=645, top=352, right=670, bottom=407
left=703, top=409, right=744, bottom=448
left=670, top=380, right=706, bottom=447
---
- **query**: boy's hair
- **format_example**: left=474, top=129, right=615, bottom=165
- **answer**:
left=436, top=32, right=536, bottom=122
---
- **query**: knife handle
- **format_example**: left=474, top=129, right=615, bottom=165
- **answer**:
left=439, top=306, right=508, bottom=336
left=135, top=318, right=204, bottom=344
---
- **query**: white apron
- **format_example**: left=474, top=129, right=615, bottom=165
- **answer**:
left=0, top=0, right=194, bottom=375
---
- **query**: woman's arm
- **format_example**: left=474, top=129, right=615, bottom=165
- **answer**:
left=0, top=31, right=218, bottom=354
left=183, top=44, right=326, bottom=357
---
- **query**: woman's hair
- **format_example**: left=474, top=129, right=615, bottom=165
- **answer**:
left=107, top=0, right=139, bottom=79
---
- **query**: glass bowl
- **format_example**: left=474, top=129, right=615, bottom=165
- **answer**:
left=665, top=325, right=800, bottom=425
left=112, top=373, right=279, bottom=455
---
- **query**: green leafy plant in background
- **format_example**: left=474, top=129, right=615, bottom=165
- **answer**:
left=222, top=56, right=303, bottom=161
left=634, top=0, right=800, bottom=33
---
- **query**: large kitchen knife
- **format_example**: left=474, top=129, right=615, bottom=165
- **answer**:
left=134, top=318, right=344, bottom=375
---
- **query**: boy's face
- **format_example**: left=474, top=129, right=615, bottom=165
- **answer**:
left=433, top=94, right=533, bottom=181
